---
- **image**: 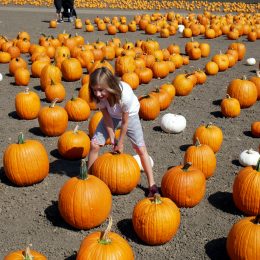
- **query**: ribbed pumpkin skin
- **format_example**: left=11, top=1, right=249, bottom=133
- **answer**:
left=3, top=139, right=49, bottom=186
left=221, top=96, right=241, bottom=118
left=38, top=105, right=68, bottom=136
left=132, top=196, right=181, bottom=245
left=193, top=123, right=223, bottom=153
left=58, top=175, right=112, bottom=229
left=58, top=129, right=90, bottom=159
left=91, top=152, right=140, bottom=194
left=138, top=95, right=160, bottom=121
left=4, top=249, right=47, bottom=260
left=161, top=164, right=206, bottom=208
left=15, top=89, right=41, bottom=120
left=76, top=232, right=135, bottom=260
left=233, top=165, right=260, bottom=215
left=40, top=64, right=62, bottom=91
left=184, top=143, right=216, bottom=179
left=65, top=97, right=90, bottom=121
left=226, top=216, right=260, bottom=260
left=227, top=79, right=257, bottom=108
left=61, top=58, right=83, bottom=81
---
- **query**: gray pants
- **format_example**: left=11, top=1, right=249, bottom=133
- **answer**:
left=92, top=114, right=145, bottom=148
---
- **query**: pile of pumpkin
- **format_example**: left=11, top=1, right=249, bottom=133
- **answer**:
left=1, top=0, right=260, bottom=13
left=0, top=15, right=260, bottom=259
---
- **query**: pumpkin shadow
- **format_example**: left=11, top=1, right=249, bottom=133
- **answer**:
left=33, top=85, right=42, bottom=91
left=231, top=159, right=241, bottom=167
left=0, top=167, right=16, bottom=186
left=243, top=130, right=255, bottom=138
left=212, top=99, right=222, bottom=106
left=117, top=218, right=146, bottom=245
left=205, top=237, right=229, bottom=260
left=5, top=73, right=12, bottom=77
left=8, top=111, right=20, bottom=120
left=28, top=127, right=45, bottom=137
left=49, top=158, right=81, bottom=177
left=208, top=191, right=241, bottom=215
left=45, top=200, right=79, bottom=231
left=64, top=254, right=77, bottom=260
left=179, top=144, right=191, bottom=151
left=210, top=111, right=223, bottom=118
left=153, top=126, right=163, bottom=132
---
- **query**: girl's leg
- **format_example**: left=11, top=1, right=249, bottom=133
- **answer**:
left=87, top=141, right=100, bottom=170
left=135, top=146, right=158, bottom=196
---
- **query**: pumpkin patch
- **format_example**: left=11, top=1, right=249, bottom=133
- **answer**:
left=0, top=3, right=259, bottom=260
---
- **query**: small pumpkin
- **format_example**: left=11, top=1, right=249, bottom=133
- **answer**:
left=58, top=125, right=90, bottom=159
left=132, top=194, right=181, bottom=245
left=238, top=149, right=260, bottom=167
left=221, top=94, right=241, bottom=118
left=138, top=95, right=160, bottom=121
left=251, top=121, right=260, bottom=137
left=160, top=113, right=186, bottom=134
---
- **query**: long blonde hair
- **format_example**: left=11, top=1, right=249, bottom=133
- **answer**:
left=89, top=67, right=122, bottom=106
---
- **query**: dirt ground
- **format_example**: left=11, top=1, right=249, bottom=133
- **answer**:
left=0, top=5, right=259, bottom=260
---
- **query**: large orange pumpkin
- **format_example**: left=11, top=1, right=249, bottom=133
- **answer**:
left=233, top=159, right=260, bottom=215
left=61, top=58, right=83, bottom=81
left=58, top=159, right=112, bottom=229
left=91, top=152, right=140, bottom=194
left=132, top=194, right=181, bottom=245
left=226, top=215, right=260, bottom=260
left=161, top=162, right=206, bottom=208
left=3, top=133, right=49, bottom=186
left=76, top=216, right=134, bottom=260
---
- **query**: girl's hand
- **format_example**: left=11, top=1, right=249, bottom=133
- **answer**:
left=113, top=142, right=124, bottom=153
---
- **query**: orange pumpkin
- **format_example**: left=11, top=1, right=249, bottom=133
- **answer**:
left=58, top=159, right=112, bottom=229
left=161, top=162, right=206, bottom=208
left=132, top=194, right=181, bottom=245
left=91, top=152, right=140, bottom=194
left=3, top=133, right=49, bottom=186
left=138, top=95, right=160, bottom=120
left=251, top=121, right=260, bottom=138
left=221, top=94, right=241, bottom=118
left=4, top=246, right=47, bottom=260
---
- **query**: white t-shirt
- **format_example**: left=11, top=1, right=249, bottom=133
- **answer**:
left=98, top=81, right=140, bottom=119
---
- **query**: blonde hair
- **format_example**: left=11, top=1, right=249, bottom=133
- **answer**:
left=89, top=67, right=122, bottom=106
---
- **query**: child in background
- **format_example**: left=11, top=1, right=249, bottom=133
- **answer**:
left=54, top=0, right=63, bottom=23
left=87, top=67, right=159, bottom=197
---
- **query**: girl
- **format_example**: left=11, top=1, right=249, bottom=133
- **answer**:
left=87, top=67, right=158, bottom=197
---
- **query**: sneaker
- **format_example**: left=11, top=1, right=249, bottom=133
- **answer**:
left=147, top=184, right=159, bottom=197
left=69, top=17, right=74, bottom=23
left=57, top=19, right=63, bottom=24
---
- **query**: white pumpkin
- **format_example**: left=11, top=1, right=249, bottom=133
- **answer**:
left=0, top=72, right=3, bottom=81
left=160, top=113, right=186, bottom=133
left=178, top=25, right=185, bottom=33
left=238, top=149, right=260, bottom=166
left=246, top=58, right=256, bottom=66
left=133, top=154, right=154, bottom=171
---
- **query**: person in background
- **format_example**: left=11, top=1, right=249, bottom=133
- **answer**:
left=54, top=0, right=63, bottom=23
left=87, top=67, right=159, bottom=197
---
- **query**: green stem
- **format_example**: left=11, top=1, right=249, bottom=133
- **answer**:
left=79, top=159, right=88, bottom=180
left=195, top=137, right=201, bottom=147
left=152, top=193, right=162, bottom=204
left=23, top=247, right=34, bottom=260
left=50, top=98, right=59, bottom=107
left=18, top=132, right=25, bottom=144
left=73, top=125, right=79, bottom=134
left=206, top=122, right=213, bottom=128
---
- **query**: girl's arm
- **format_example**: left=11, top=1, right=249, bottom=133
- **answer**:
left=101, top=108, right=115, bottom=144
left=114, top=111, right=129, bottom=153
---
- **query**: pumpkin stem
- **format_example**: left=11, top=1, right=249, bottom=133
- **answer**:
left=225, top=94, right=231, bottom=99
left=152, top=193, right=162, bottom=204
left=195, top=137, right=201, bottom=146
left=50, top=98, right=59, bottom=107
left=256, top=70, right=260, bottom=78
left=242, top=75, right=247, bottom=80
left=182, top=162, right=192, bottom=171
left=73, top=125, right=79, bottom=134
left=18, top=132, right=25, bottom=144
left=24, top=87, right=30, bottom=94
left=79, top=159, right=88, bottom=180
left=23, top=246, right=34, bottom=260
left=206, top=122, right=213, bottom=128
left=256, top=158, right=260, bottom=172
left=99, top=216, right=113, bottom=244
